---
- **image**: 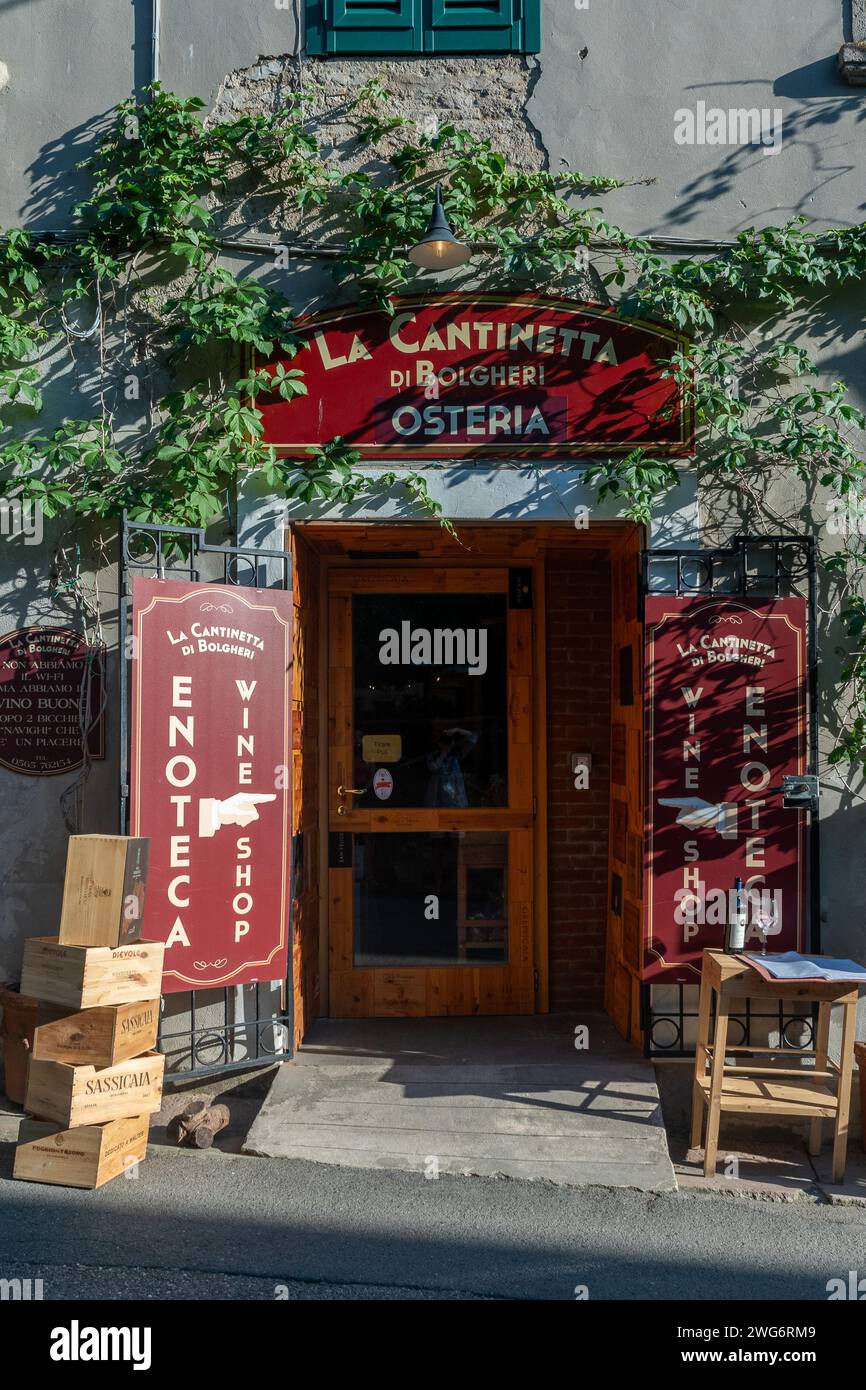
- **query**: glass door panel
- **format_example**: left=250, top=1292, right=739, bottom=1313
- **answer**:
left=352, top=592, right=508, bottom=809
left=354, top=830, right=508, bottom=966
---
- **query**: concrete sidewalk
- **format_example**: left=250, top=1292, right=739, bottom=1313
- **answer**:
left=243, top=1014, right=677, bottom=1191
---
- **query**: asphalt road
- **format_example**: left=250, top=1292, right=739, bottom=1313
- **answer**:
left=2, top=1141, right=866, bottom=1300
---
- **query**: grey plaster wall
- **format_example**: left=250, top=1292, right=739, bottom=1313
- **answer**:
left=1, top=3, right=862, bottom=233
left=238, top=461, right=698, bottom=543
left=534, top=0, right=864, bottom=235
left=0, top=1, right=864, bottom=1022
left=156, top=0, right=300, bottom=109
left=0, top=0, right=301, bottom=229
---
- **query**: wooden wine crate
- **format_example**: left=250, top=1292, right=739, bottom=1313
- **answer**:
left=25, top=1052, right=165, bottom=1128
left=20, top=937, right=164, bottom=1010
left=14, top=1115, right=149, bottom=1189
left=32, top=999, right=160, bottom=1067
left=59, top=835, right=149, bottom=948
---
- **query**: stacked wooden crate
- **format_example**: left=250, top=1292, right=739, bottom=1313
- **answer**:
left=13, top=836, right=166, bottom=1190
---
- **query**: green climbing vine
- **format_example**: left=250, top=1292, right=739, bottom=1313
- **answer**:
left=0, top=80, right=865, bottom=769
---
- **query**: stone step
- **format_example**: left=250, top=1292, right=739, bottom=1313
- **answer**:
left=246, top=1143, right=672, bottom=1188
left=245, top=1053, right=677, bottom=1192
left=256, top=1105, right=670, bottom=1146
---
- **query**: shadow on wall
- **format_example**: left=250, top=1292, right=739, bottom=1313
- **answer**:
left=663, top=63, right=866, bottom=232
left=132, top=0, right=156, bottom=95
left=816, top=792, right=866, bottom=963
left=19, top=0, right=155, bottom=227
left=23, top=107, right=116, bottom=230
left=0, top=509, right=120, bottom=627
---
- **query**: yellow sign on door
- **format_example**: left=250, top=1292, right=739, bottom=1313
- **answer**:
left=361, top=734, right=402, bottom=763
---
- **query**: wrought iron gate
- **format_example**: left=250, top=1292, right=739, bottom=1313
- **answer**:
left=119, top=513, right=294, bottom=1079
left=640, top=534, right=820, bottom=1058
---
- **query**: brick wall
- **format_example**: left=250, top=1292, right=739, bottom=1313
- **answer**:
left=546, top=552, right=612, bottom=1011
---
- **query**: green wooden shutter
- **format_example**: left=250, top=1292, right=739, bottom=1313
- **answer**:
left=426, top=0, right=540, bottom=52
left=305, top=0, right=422, bottom=54
left=305, top=0, right=540, bottom=55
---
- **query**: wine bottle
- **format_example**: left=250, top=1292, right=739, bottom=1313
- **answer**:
left=725, top=876, right=747, bottom=953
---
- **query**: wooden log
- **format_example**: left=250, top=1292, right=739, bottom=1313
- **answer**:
left=167, top=1100, right=229, bottom=1147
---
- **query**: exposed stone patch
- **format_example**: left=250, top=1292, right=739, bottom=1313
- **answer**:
left=214, top=54, right=544, bottom=170
left=208, top=54, right=547, bottom=243
left=204, top=53, right=613, bottom=305
left=838, top=40, right=866, bottom=85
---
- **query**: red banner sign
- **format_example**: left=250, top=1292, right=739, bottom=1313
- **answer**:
left=644, top=596, right=807, bottom=984
left=130, top=579, right=293, bottom=993
left=256, top=294, right=692, bottom=458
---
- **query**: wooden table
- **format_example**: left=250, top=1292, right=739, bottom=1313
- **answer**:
left=691, top=950, right=860, bottom=1183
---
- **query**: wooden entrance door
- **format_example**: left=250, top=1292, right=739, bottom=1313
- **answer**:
left=328, top=566, right=535, bottom=1017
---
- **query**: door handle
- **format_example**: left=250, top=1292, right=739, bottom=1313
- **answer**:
left=336, top=784, right=365, bottom=816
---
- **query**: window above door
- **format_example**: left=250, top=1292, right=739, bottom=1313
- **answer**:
left=305, top=0, right=541, bottom=55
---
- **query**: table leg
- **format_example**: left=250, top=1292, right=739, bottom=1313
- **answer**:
left=832, top=994, right=858, bottom=1185
left=690, top=971, right=713, bottom=1151
left=704, top=992, right=729, bottom=1177
left=809, top=1002, right=831, bottom=1156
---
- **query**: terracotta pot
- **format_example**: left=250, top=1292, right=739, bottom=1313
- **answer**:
left=0, top=985, right=39, bottom=1106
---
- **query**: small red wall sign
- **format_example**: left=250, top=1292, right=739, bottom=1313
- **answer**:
left=256, top=294, right=692, bottom=459
left=644, top=596, right=808, bottom=984
left=0, top=626, right=105, bottom=776
left=130, top=579, right=293, bottom=993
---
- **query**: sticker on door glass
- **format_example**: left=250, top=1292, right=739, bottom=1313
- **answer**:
left=362, top=734, right=402, bottom=763
left=372, top=768, right=394, bottom=800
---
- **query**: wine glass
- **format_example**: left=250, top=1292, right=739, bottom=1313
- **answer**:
left=754, top=894, right=782, bottom=955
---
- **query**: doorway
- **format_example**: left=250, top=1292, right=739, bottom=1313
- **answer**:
left=327, top=564, right=536, bottom=1017
left=288, top=520, right=640, bottom=1037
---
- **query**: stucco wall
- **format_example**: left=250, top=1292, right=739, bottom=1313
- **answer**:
left=0, top=2, right=864, bottom=1026
left=3, top=3, right=861, bottom=234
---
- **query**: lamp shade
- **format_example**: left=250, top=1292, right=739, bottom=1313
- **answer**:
left=407, top=184, right=471, bottom=270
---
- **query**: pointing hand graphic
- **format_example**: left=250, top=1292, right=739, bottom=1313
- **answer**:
left=198, top=792, right=277, bottom=838
left=658, top=796, right=738, bottom=839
